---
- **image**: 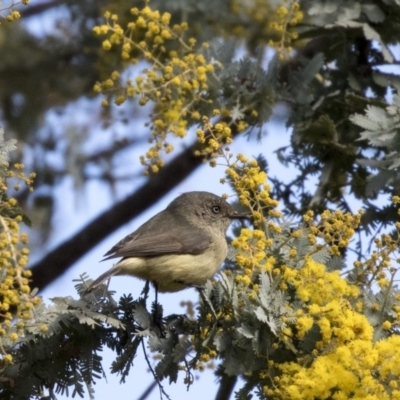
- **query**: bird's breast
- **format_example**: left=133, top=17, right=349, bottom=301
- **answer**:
left=116, top=237, right=227, bottom=292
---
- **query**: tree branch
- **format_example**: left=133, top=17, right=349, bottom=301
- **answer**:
left=214, top=374, right=237, bottom=400
left=20, top=0, right=65, bottom=17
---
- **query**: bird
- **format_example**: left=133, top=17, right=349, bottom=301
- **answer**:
left=86, top=191, right=247, bottom=293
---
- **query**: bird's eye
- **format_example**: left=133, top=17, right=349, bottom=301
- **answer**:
left=212, top=205, right=221, bottom=214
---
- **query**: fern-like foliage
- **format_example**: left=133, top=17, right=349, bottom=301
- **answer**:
left=350, top=95, right=400, bottom=195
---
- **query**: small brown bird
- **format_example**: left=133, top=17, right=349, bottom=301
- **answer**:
left=86, top=191, right=247, bottom=293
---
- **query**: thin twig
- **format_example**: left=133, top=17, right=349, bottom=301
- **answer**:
left=136, top=380, right=158, bottom=400
left=141, top=338, right=171, bottom=400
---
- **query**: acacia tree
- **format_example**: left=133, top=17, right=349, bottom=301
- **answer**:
left=1, top=0, right=400, bottom=399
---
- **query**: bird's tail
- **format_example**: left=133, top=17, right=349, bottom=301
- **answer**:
left=85, top=265, right=121, bottom=293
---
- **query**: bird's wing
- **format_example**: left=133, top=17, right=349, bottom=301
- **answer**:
left=102, top=211, right=211, bottom=260
left=103, top=231, right=210, bottom=260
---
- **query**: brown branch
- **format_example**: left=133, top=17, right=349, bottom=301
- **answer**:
left=214, top=374, right=237, bottom=400
left=30, top=142, right=203, bottom=290
left=19, top=0, right=65, bottom=18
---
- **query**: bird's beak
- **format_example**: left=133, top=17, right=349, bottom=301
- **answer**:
left=228, top=212, right=251, bottom=221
